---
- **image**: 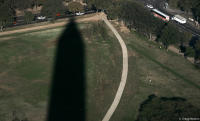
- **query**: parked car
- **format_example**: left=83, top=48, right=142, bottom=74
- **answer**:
left=75, top=12, right=85, bottom=16
left=146, top=4, right=153, bottom=9
left=56, top=13, right=61, bottom=17
left=37, top=16, right=46, bottom=20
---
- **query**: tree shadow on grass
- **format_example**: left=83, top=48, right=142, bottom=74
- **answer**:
left=47, top=18, right=85, bottom=121
left=136, top=95, right=200, bottom=121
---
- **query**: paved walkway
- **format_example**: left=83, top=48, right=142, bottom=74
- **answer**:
left=99, top=13, right=128, bottom=121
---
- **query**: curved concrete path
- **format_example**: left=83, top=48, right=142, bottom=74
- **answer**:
left=99, top=13, right=128, bottom=121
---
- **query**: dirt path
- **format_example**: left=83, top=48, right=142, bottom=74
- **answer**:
left=168, top=45, right=183, bottom=56
left=99, top=13, right=128, bottom=121
left=0, top=13, right=100, bottom=36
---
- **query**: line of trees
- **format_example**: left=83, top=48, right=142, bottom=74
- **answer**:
left=118, top=1, right=166, bottom=40
left=0, top=0, right=38, bottom=30
left=41, top=0, right=65, bottom=19
left=0, top=0, right=86, bottom=29
left=157, top=23, right=192, bottom=48
left=1, top=0, right=200, bottom=64
left=68, top=2, right=84, bottom=13
left=187, top=37, right=200, bottom=65
left=167, top=0, right=200, bottom=22
left=0, top=0, right=46, bottom=11
left=87, top=0, right=200, bottom=65
left=0, top=0, right=15, bottom=31
left=24, top=11, right=34, bottom=24
left=84, top=0, right=166, bottom=40
left=136, top=95, right=200, bottom=121
left=41, top=0, right=85, bottom=20
left=83, top=0, right=112, bottom=10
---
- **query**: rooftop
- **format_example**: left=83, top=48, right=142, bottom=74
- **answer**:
left=174, top=15, right=186, bottom=21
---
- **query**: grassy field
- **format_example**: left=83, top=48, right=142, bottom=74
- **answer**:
left=1, top=18, right=200, bottom=121
left=110, top=22, right=200, bottom=121
left=0, top=21, right=122, bottom=121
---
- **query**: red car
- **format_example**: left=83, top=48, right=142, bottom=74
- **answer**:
left=56, top=13, right=61, bottom=16
left=13, top=21, right=17, bottom=25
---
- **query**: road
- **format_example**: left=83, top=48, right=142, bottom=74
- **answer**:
left=0, top=13, right=100, bottom=36
left=137, top=0, right=200, bottom=37
left=99, top=13, right=128, bottom=121
left=6, top=10, right=96, bottom=28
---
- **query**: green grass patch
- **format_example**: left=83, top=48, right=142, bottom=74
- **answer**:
left=110, top=22, right=200, bottom=121
left=0, top=21, right=122, bottom=121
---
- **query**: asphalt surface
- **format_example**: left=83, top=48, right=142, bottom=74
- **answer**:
left=137, top=0, right=200, bottom=37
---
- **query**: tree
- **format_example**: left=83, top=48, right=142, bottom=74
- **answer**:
left=86, top=0, right=114, bottom=11
left=178, top=0, right=193, bottom=13
left=185, top=46, right=195, bottom=57
left=68, top=1, right=84, bottom=13
left=0, top=0, right=4, bottom=4
left=192, top=4, right=200, bottom=22
left=157, top=24, right=181, bottom=48
left=105, top=1, right=123, bottom=20
left=180, top=31, right=192, bottom=45
left=194, top=39, right=200, bottom=61
left=41, top=0, right=65, bottom=19
left=117, top=1, right=165, bottom=39
left=64, top=0, right=73, bottom=2
left=168, top=0, right=200, bottom=22
left=24, top=11, right=34, bottom=24
left=167, top=0, right=179, bottom=8
left=32, top=0, right=46, bottom=9
left=13, top=0, right=33, bottom=10
left=114, top=1, right=162, bottom=38
left=136, top=95, right=200, bottom=121
left=167, top=0, right=200, bottom=22
left=0, top=1, right=14, bottom=31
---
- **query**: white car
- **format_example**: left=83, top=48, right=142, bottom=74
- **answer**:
left=146, top=4, right=153, bottom=9
left=188, top=17, right=194, bottom=22
left=75, top=12, right=85, bottom=16
left=37, top=16, right=46, bottom=20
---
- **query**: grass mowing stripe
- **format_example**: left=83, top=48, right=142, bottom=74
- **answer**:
left=128, top=44, right=200, bottom=90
